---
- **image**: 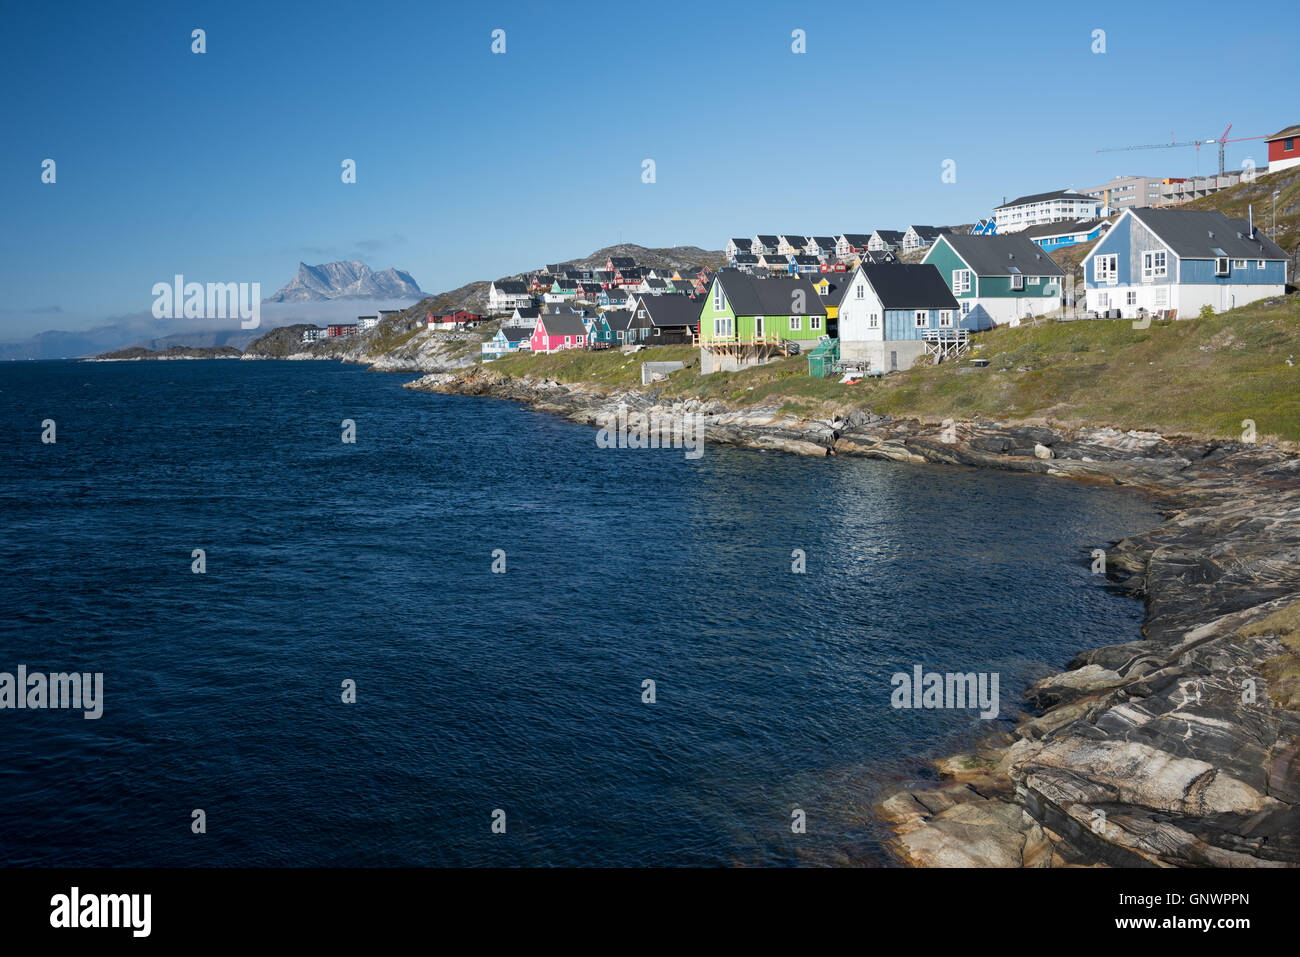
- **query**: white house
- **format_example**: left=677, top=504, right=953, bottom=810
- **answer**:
left=357, top=315, right=379, bottom=331
left=901, top=225, right=944, bottom=252
left=836, top=263, right=963, bottom=373
left=488, top=280, right=533, bottom=313
left=993, top=190, right=1099, bottom=234
left=1081, top=207, right=1287, bottom=319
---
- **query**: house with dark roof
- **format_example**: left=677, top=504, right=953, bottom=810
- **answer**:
left=901, top=225, right=945, bottom=252
left=923, top=233, right=1065, bottom=326
left=630, top=293, right=699, bottom=344
left=726, top=238, right=753, bottom=261
left=606, top=256, right=636, bottom=271
left=1018, top=217, right=1112, bottom=250
left=598, top=287, right=629, bottom=308
left=530, top=313, right=588, bottom=353
left=811, top=274, right=851, bottom=322
left=992, top=190, right=1100, bottom=234
left=505, top=305, right=541, bottom=329
left=836, top=264, right=963, bottom=372
left=482, top=325, right=533, bottom=360
left=752, top=235, right=780, bottom=256
left=805, top=236, right=837, bottom=258
left=602, top=308, right=635, bottom=346
left=867, top=229, right=905, bottom=252
left=835, top=233, right=873, bottom=258
left=488, top=280, right=533, bottom=313
left=696, top=270, right=828, bottom=373
left=788, top=254, right=821, bottom=274
left=1080, top=207, right=1287, bottom=319
left=777, top=235, right=808, bottom=256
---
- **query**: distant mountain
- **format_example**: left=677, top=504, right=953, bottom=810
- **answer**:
left=266, top=261, right=422, bottom=302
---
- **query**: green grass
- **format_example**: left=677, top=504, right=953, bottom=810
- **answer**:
left=478, top=295, right=1300, bottom=442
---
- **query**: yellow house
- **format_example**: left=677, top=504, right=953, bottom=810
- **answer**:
left=812, top=274, right=850, bottom=321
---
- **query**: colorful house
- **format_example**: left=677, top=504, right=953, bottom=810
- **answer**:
left=696, top=271, right=828, bottom=373
left=922, top=233, right=1065, bottom=326
left=632, top=293, right=699, bottom=344
left=482, top=325, right=532, bottom=359
left=529, top=313, right=588, bottom=354
left=1080, top=207, right=1287, bottom=319
left=1019, top=218, right=1111, bottom=250
left=811, top=273, right=851, bottom=324
left=585, top=313, right=615, bottom=349
left=1266, top=124, right=1300, bottom=174
left=836, top=263, right=966, bottom=373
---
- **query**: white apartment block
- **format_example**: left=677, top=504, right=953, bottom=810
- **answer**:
left=992, top=190, right=1100, bottom=233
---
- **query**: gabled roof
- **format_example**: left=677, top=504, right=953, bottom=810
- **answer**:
left=637, top=294, right=701, bottom=328
left=713, top=271, right=828, bottom=317
left=732, top=253, right=759, bottom=264
left=500, top=326, right=531, bottom=342
left=1017, top=218, right=1110, bottom=239
left=607, top=256, right=636, bottom=267
left=812, top=274, right=851, bottom=307
left=996, top=189, right=1094, bottom=209
left=1266, top=124, right=1300, bottom=142
left=934, top=233, right=1066, bottom=277
left=779, top=234, right=808, bottom=245
left=754, top=234, right=779, bottom=245
left=872, top=229, right=905, bottom=243
left=601, top=287, right=629, bottom=299
left=602, top=309, right=633, bottom=331
left=906, top=225, right=944, bottom=240
left=790, top=254, right=819, bottom=264
left=536, top=314, right=588, bottom=336
left=494, top=280, right=529, bottom=294
left=861, top=250, right=898, bottom=264
left=859, top=264, right=959, bottom=310
left=512, top=306, right=540, bottom=319
left=1126, top=207, right=1287, bottom=260
left=839, top=233, right=873, bottom=245
left=729, top=237, right=753, bottom=248
left=811, top=236, right=837, bottom=247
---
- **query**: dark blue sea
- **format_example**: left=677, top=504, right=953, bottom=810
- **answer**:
left=0, top=359, right=1157, bottom=866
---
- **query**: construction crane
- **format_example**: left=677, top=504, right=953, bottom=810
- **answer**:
left=1097, top=124, right=1267, bottom=176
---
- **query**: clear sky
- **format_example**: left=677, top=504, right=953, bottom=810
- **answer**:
left=1, top=0, right=1294, bottom=338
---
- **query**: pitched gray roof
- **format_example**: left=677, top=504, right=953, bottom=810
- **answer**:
left=602, top=309, right=633, bottom=331
left=637, top=294, right=701, bottom=328
left=537, top=314, right=588, bottom=336
left=1017, top=218, right=1109, bottom=239
left=1128, top=208, right=1286, bottom=260
left=996, top=189, right=1094, bottom=209
left=714, top=271, right=827, bottom=317
left=500, top=327, right=531, bottom=343
left=937, top=234, right=1066, bottom=277
left=860, top=264, right=959, bottom=310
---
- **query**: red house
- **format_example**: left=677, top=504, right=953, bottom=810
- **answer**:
left=529, top=314, right=587, bottom=354
left=427, top=309, right=483, bottom=329
left=1267, top=124, right=1300, bottom=174
left=327, top=324, right=359, bottom=338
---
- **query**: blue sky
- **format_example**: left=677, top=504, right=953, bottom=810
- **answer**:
left=0, top=0, right=1294, bottom=338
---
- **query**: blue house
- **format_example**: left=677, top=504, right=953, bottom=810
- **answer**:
left=1081, top=208, right=1287, bottom=319
left=835, top=263, right=968, bottom=372
left=1021, top=218, right=1111, bottom=250
left=481, top=325, right=532, bottom=360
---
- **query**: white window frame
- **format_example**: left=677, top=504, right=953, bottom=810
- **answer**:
left=1214, top=257, right=1230, bottom=276
left=914, top=310, right=928, bottom=328
left=1125, top=291, right=1137, bottom=306
left=1028, top=275, right=1041, bottom=285
left=856, top=284, right=865, bottom=299
left=960, top=301, right=971, bottom=316
left=713, top=283, right=724, bottom=311
left=869, top=312, right=879, bottom=328
left=1142, top=250, right=1167, bottom=281
left=952, top=269, right=971, bottom=294
left=938, top=311, right=953, bottom=327
left=1096, top=254, right=1118, bottom=283
left=1010, top=273, right=1024, bottom=291
left=810, top=316, right=821, bottom=330
left=789, top=315, right=801, bottom=331
left=1257, top=260, right=1266, bottom=270
left=1232, top=259, right=1247, bottom=269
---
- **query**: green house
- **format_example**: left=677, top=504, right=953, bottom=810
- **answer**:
left=922, top=233, right=1065, bottom=327
left=697, top=271, right=827, bottom=373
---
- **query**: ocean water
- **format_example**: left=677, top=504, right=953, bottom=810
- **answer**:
left=0, top=359, right=1157, bottom=866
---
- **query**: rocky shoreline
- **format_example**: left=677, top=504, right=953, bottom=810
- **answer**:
left=406, top=365, right=1300, bottom=867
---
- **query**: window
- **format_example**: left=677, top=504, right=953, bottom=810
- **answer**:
left=869, top=312, right=879, bottom=328
left=713, top=283, right=724, bottom=311
left=1010, top=274, right=1024, bottom=291
left=811, top=316, right=822, bottom=330
left=1142, top=250, right=1167, bottom=280
left=1098, top=292, right=1109, bottom=309
left=1257, top=260, right=1266, bottom=269
left=914, top=310, right=929, bottom=328
left=565, top=336, right=571, bottom=345
left=1215, top=257, right=1230, bottom=276
left=1126, top=291, right=1137, bottom=306
left=939, top=311, right=953, bottom=327
left=1095, top=254, right=1118, bottom=282
left=653, top=328, right=661, bottom=336
left=952, top=269, right=972, bottom=293
left=713, top=317, right=733, bottom=337
left=789, top=315, right=801, bottom=331
left=1287, top=138, right=1295, bottom=151
left=960, top=301, right=971, bottom=316
left=1233, top=259, right=1247, bottom=269
left=855, top=284, right=864, bottom=299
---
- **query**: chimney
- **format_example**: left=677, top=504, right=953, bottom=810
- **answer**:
left=1249, top=204, right=1255, bottom=239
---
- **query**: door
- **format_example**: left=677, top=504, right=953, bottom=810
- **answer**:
left=754, top=315, right=764, bottom=340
